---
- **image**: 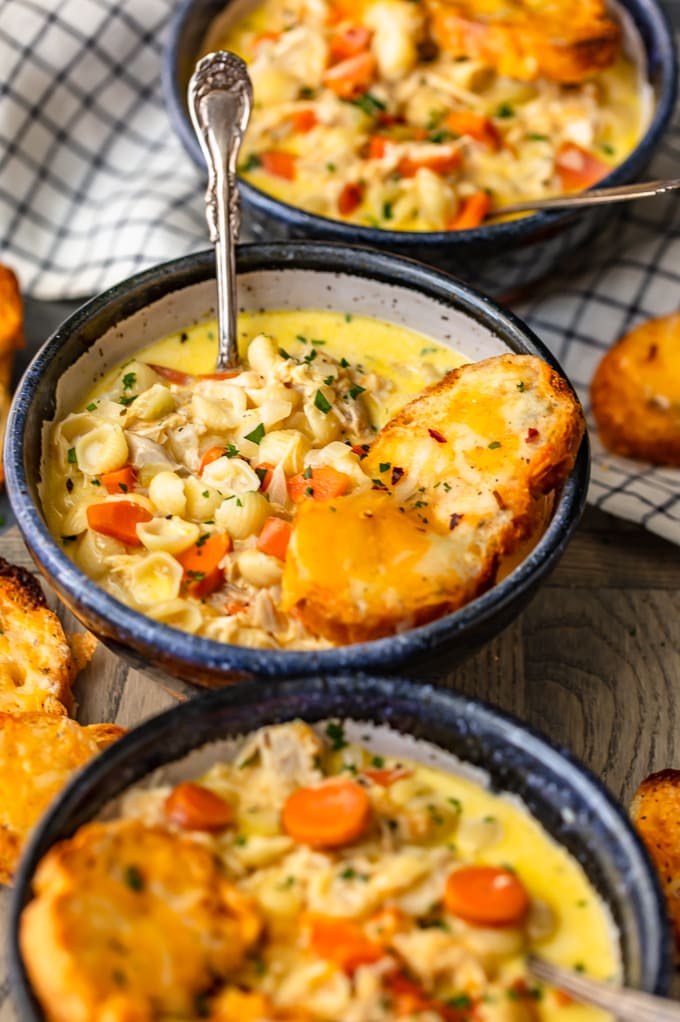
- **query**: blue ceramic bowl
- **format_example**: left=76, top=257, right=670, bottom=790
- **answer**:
left=8, top=675, right=672, bottom=1020
left=5, top=243, right=588, bottom=687
left=163, top=0, right=677, bottom=297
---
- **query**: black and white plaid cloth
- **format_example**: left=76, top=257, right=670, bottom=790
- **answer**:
left=0, top=0, right=679, bottom=542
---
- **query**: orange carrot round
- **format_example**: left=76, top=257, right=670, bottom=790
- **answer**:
left=444, top=865, right=529, bottom=927
left=397, top=146, right=463, bottom=178
left=444, top=110, right=500, bottom=150
left=86, top=501, right=152, bottom=546
left=330, top=24, right=372, bottom=63
left=323, top=52, right=376, bottom=98
left=289, top=109, right=318, bottom=133
left=199, top=446, right=227, bottom=475
left=99, top=465, right=137, bottom=495
left=555, top=143, right=610, bottom=192
left=177, top=532, right=232, bottom=598
left=165, top=782, right=233, bottom=831
left=338, top=182, right=364, bottom=215
left=282, top=779, right=372, bottom=848
left=256, top=517, right=292, bottom=561
left=260, top=149, right=297, bottom=180
left=447, top=191, right=491, bottom=231
left=307, top=915, right=384, bottom=973
left=288, top=466, right=351, bottom=503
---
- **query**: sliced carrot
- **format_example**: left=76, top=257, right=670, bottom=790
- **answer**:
left=368, top=135, right=391, bottom=159
left=254, top=462, right=275, bottom=492
left=289, top=109, right=318, bottom=133
left=176, top=532, right=232, bottom=598
left=306, top=915, right=384, bottom=973
left=256, top=517, right=292, bottom=561
left=444, top=110, right=500, bottom=149
left=447, top=191, right=492, bottom=230
left=260, top=149, right=297, bottom=181
left=147, top=363, right=239, bottom=385
left=397, top=145, right=463, bottom=178
left=253, top=29, right=280, bottom=48
left=363, top=766, right=413, bottom=786
left=323, top=52, right=376, bottom=99
left=199, top=446, right=227, bottom=475
left=556, top=143, right=610, bottom=192
left=330, top=24, right=372, bottom=63
left=86, top=501, right=152, bottom=546
left=288, top=466, right=351, bottom=503
left=282, top=778, right=372, bottom=848
left=444, top=865, right=529, bottom=926
left=338, top=182, right=364, bottom=216
left=165, top=782, right=233, bottom=831
left=99, top=465, right=137, bottom=495
left=386, top=972, right=464, bottom=1021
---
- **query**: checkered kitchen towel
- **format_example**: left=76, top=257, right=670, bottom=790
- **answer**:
left=0, top=0, right=679, bottom=542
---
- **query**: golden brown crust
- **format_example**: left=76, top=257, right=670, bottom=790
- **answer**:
left=0, top=557, right=92, bottom=715
left=591, top=312, right=680, bottom=466
left=283, top=354, right=584, bottom=644
left=631, top=769, right=680, bottom=954
left=21, top=819, right=261, bottom=1022
left=425, top=0, right=621, bottom=83
left=0, top=712, right=126, bottom=884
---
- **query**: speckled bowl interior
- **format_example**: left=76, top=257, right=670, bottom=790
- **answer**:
left=5, top=243, right=589, bottom=687
left=8, top=676, right=672, bottom=1021
left=163, top=0, right=677, bottom=295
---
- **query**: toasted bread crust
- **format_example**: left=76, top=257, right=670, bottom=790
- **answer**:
left=0, top=557, right=96, bottom=715
left=631, top=769, right=680, bottom=954
left=591, top=312, right=680, bottom=466
left=21, top=819, right=261, bottom=1022
left=425, top=0, right=621, bottom=82
left=0, top=712, right=125, bottom=884
left=283, top=354, right=584, bottom=643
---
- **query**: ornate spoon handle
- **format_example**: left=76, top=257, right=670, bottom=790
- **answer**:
left=188, top=52, right=253, bottom=371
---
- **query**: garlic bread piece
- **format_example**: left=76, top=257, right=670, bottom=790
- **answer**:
left=0, top=712, right=124, bottom=884
left=282, top=355, right=583, bottom=643
left=631, top=769, right=680, bottom=954
left=425, top=0, right=621, bottom=83
left=0, top=558, right=95, bottom=715
left=591, top=311, right=680, bottom=466
left=21, top=819, right=262, bottom=1022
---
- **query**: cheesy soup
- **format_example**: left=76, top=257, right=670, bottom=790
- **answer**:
left=21, top=721, right=620, bottom=1022
left=204, top=0, right=650, bottom=231
left=41, top=311, right=463, bottom=650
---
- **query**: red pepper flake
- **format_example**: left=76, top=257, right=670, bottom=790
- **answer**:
left=526, top=428, right=540, bottom=443
left=391, top=466, right=404, bottom=485
left=428, top=428, right=447, bottom=444
left=449, top=513, right=463, bottom=531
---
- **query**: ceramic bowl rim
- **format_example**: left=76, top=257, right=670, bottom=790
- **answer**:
left=5, top=242, right=589, bottom=676
left=7, top=673, right=673, bottom=1019
left=162, top=0, right=678, bottom=247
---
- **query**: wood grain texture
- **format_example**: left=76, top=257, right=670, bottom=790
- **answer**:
left=1, top=506, right=680, bottom=1018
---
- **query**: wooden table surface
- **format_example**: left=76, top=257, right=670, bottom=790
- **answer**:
left=2, top=502, right=680, bottom=1018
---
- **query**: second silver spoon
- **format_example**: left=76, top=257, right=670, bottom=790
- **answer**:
left=489, top=177, right=680, bottom=218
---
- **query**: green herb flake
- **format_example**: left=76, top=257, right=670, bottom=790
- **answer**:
left=495, top=102, right=515, bottom=118
left=202, top=490, right=210, bottom=498
left=350, top=91, right=387, bottom=116
left=311, top=338, right=326, bottom=346
left=420, top=346, right=438, bottom=355
left=119, top=395, right=137, bottom=406
left=348, top=384, right=365, bottom=400
left=447, top=994, right=472, bottom=1010
left=324, top=374, right=335, bottom=386
left=340, top=357, right=351, bottom=368
left=344, top=314, right=353, bottom=323
left=326, top=161, right=337, bottom=172
left=303, top=465, right=313, bottom=479
left=488, top=440, right=502, bottom=449
left=123, top=864, right=145, bottom=892
left=382, top=200, right=394, bottom=220
left=86, top=402, right=97, bottom=412
left=91, top=478, right=101, bottom=486
left=244, top=423, right=265, bottom=445
left=314, top=390, right=332, bottom=414
left=67, top=447, right=77, bottom=464
left=296, top=334, right=308, bottom=344
left=325, top=721, right=347, bottom=750
left=600, top=143, right=615, bottom=156
left=305, top=486, right=314, bottom=496
left=122, top=372, right=136, bottom=391
left=526, top=133, right=549, bottom=142
left=225, top=443, right=239, bottom=458
left=379, top=462, right=391, bottom=473
left=303, top=348, right=318, bottom=364
left=239, top=153, right=262, bottom=172
left=448, top=797, right=462, bottom=812
left=235, top=834, right=248, bottom=846
left=517, top=381, right=525, bottom=392
left=278, top=347, right=291, bottom=359
left=370, top=755, right=385, bottom=767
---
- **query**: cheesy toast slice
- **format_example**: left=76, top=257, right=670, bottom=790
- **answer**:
left=21, top=819, right=262, bottom=1022
left=631, top=769, right=680, bottom=955
left=0, top=558, right=96, bottom=715
left=425, top=0, right=621, bottom=82
left=282, top=354, right=584, bottom=643
left=0, top=712, right=123, bottom=884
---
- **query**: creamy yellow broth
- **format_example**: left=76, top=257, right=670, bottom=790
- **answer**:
left=205, top=0, right=649, bottom=231
left=95, top=721, right=618, bottom=1022
left=41, top=310, right=467, bottom=650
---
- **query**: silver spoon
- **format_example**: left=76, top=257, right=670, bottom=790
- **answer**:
left=188, top=52, right=253, bottom=371
left=489, top=177, right=680, bottom=218
left=528, top=955, right=680, bottom=1022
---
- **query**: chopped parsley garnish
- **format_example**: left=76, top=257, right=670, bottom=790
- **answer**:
left=67, top=447, right=77, bottom=464
left=314, top=390, right=332, bottom=414
left=239, top=153, right=262, bottom=172
left=349, top=91, right=387, bottom=116
left=325, top=721, right=347, bottom=750
left=202, top=490, right=209, bottom=498
left=600, top=143, right=615, bottom=155
left=371, top=755, right=385, bottom=767
left=311, top=338, right=326, bottom=346
left=339, top=357, right=351, bottom=368
left=344, top=314, right=353, bottom=323
left=526, top=133, right=549, bottom=142
left=225, top=443, right=240, bottom=458
left=123, top=864, right=145, bottom=892
left=186, top=570, right=206, bottom=581
left=122, top=372, right=136, bottom=391
left=296, top=334, right=308, bottom=344
left=488, top=440, right=502, bottom=449
left=517, top=381, right=525, bottom=392
left=303, top=348, right=318, bottom=364
left=326, top=161, right=337, bottom=172
left=244, top=423, right=265, bottom=445
left=303, top=465, right=313, bottom=479
left=119, top=395, right=137, bottom=406
left=382, top=200, right=394, bottom=220
left=420, top=346, right=438, bottom=355
left=379, top=462, right=391, bottom=473
left=235, top=834, right=248, bottom=846
left=429, top=129, right=455, bottom=144
left=86, top=402, right=97, bottom=412
left=324, top=375, right=335, bottom=386
left=348, top=384, right=365, bottom=400
left=447, top=994, right=472, bottom=1010
left=495, top=102, right=515, bottom=118
left=278, top=347, right=291, bottom=359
